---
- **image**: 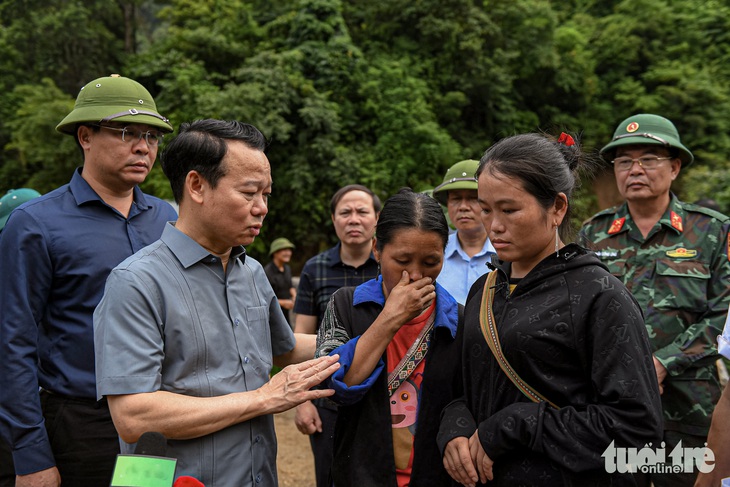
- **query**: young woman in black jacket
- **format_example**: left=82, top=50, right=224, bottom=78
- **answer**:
left=438, top=133, right=662, bottom=487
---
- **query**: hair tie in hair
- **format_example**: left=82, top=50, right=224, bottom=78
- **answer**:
left=558, top=132, right=575, bottom=146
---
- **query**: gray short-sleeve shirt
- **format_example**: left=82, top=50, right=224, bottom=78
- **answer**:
left=94, top=223, right=295, bottom=486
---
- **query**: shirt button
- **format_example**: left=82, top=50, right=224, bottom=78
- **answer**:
left=244, top=356, right=250, bottom=364
left=256, top=474, right=262, bottom=483
left=255, top=435, right=261, bottom=443
left=234, top=318, right=240, bottom=326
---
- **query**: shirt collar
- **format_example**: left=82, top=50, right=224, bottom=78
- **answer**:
left=352, top=276, right=459, bottom=338
left=607, top=202, right=632, bottom=235
left=613, top=193, right=684, bottom=235
left=325, top=243, right=344, bottom=266
left=444, top=233, right=461, bottom=258
left=658, top=194, right=685, bottom=235
left=326, top=242, right=377, bottom=268
left=353, top=277, right=385, bottom=305
left=161, top=223, right=246, bottom=268
left=69, top=167, right=150, bottom=209
left=444, top=232, right=496, bottom=259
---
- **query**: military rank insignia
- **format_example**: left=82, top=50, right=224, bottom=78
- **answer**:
left=670, top=211, right=683, bottom=232
left=666, top=248, right=697, bottom=258
left=608, top=217, right=626, bottom=234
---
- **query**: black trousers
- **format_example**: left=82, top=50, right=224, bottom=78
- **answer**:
left=309, top=403, right=337, bottom=487
left=0, top=436, right=14, bottom=487
left=40, top=390, right=120, bottom=487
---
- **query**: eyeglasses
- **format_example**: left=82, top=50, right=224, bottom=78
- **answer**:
left=610, top=156, right=673, bottom=172
left=91, top=124, right=164, bottom=147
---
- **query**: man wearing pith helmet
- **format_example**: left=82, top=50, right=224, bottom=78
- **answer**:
left=432, top=159, right=496, bottom=305
left=579, top=114, right=730, bottom=487
left=0, top=75, right=177, bottom=487
left=264, top=237, right=298, bottom=326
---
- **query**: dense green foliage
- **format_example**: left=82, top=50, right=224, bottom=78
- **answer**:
left=2, top=0, right=729, bottom=266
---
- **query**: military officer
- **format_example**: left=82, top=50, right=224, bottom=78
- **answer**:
left=579, top=114, right=730, bottom=487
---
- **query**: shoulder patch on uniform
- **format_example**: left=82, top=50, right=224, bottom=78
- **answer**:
left=670, top=211, right=683, bottom=232
left=608, top=217, right=626, bottom=234
left=666, top=248, right=697, bottom=258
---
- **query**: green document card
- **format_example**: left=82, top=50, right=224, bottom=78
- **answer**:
left=110, top=455, right=177, bottom=487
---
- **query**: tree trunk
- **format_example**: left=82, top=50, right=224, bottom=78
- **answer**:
left=122, top=1, right=136, bottom=54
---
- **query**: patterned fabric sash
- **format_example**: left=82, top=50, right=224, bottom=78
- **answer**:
left=479, top=271, right=560, bottom=409
left=386, top=311, right=435, bottom=397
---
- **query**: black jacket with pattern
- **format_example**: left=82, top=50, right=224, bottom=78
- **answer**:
left=438, top=244, right=662, bottom=486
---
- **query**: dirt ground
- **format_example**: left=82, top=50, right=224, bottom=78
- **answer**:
left=275, top=408, right=316, bottom=487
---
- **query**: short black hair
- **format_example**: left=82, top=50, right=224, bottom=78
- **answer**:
left=161, top=119, right=267, bottom=204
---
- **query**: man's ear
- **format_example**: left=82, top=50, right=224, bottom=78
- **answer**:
left=76, top=125, right=93, bottom=149
left=372, top=237, right=379, bottom=261
left=185, top=171, right=206, bottom=204
left=670, top=158, right=682, bottom=181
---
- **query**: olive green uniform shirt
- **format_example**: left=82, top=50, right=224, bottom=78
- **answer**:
left=579, top=195, right=730, bottom=436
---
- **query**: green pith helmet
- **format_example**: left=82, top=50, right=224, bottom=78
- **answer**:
left=432, top=159, right=480, bottom=206
left=269, top=237, right=295, bottom=256
left=0, top=188, right=42, bottom=230
left=600, top=114, right=694, bottom=166
left=56, top=74, right=173, bottom=135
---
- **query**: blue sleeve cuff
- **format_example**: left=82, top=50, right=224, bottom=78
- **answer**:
left=327, top=336, right=385, bottom=406
left=12, top=437, right=56, bottom=476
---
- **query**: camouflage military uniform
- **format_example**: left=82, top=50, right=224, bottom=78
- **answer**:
left=579, top=194, right=730, bottom=436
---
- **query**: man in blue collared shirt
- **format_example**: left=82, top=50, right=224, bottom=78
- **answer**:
left=93, top=119, right=339, bottom=486
left=0, top=75, right=177, bottom=487
left=432, top=159, right=496, bottom=304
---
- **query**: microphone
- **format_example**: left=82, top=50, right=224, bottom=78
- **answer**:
left=134, top=431, right=167, bottom=456
left=109, top=431, right=177, bottom=487
left=173, top=477, right=205, bottom=487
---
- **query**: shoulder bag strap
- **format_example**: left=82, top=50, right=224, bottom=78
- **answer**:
left=479, top=271, right=560, bottom=409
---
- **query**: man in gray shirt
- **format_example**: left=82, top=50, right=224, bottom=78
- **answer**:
left=93, top=119, right=339, bottom=486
